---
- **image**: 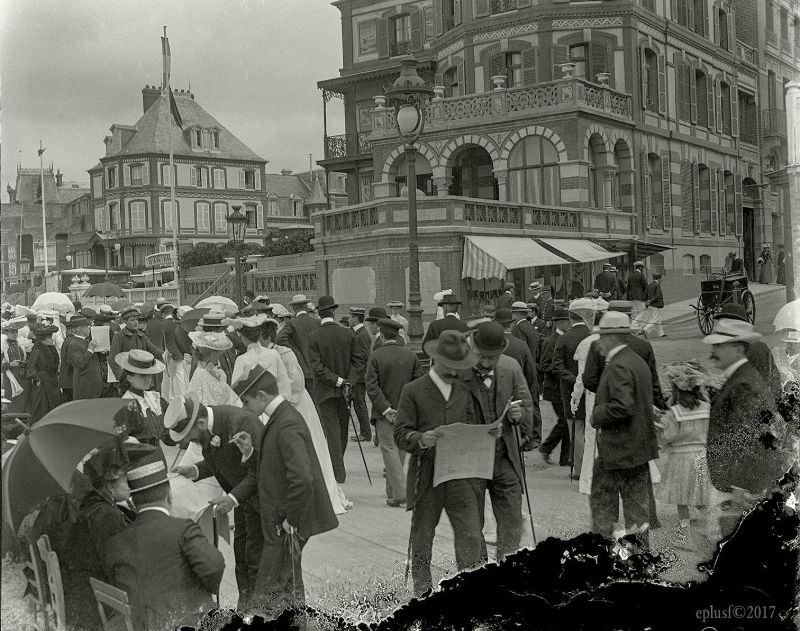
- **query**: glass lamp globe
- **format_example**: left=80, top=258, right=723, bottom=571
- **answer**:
left=396, top=105, right=422, bottom=138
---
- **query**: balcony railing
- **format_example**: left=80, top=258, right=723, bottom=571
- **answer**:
left=324, top=132, right=372, bottom=160
left=737, top=42, right=757, bottom=65
left=390, top=41, right=411, bottom=57
left=762, top=109, right=787, bottom=137
left=370, top=77, right=632, bottom=139
left=313, top=196, right=634, bottom=238
left=491, top=0, right=517, bottom=13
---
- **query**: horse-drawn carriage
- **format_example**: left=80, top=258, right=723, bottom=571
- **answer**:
left=691, top=271, right=756, bottom=334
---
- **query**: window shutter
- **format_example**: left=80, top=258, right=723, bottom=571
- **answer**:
left=456, top=58, right=465, bottom=92
left=687, top=0, right=695, bottom=31
left=706, top=72, right=716, bottom=131
left=657, top=52, right=666, bottom=113
left=123, top=165, right=131, bottom=187
left=718, top=172, right=726, bottom=235
left=730, top=83, right=739, bottom=137
left=411, top=10, right=423, bottom=51
left=710, top=167, right=719, bottom=233
left=475, top=0, right=491, bottom=18
left=522, top=48, right=538, bottom=86
left=254, top=170, right=261, bottom=191
left=715, top=78, right=723, bottom=129
left=639, top=47, right=648, bottom=109
left=699, top=0, right=708, bottom=37
left=239, top=169, right=246, bottom=189
left=105, top=169, right=110, bottom=189
left=681, top=160, right=693, bottom=232
left=433, top=0, right=443, bottom=35
left=589, top=42, right=608, bottom=79
left=454, top=0, right=462, bottom=25
left=257, top=205, right=265, bottom=229
left=734, top=174, right=743, bottom=236
left=142, top=163, right=149, bottom=186
left=670, top=0, right=678, bottom=20
left=660, top=150, right=672, bottom=229
left=727, top=7, right=735, bottom=51
left=692, top=162, right=700, bottom=233
left=376, top=19, right=389, bottom=57
left=641, top=150, right=651, bottom=228
left=689, top=66, right=698, bottom=123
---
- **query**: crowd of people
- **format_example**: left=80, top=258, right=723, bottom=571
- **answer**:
left=0, top=272, right=797, bottom=628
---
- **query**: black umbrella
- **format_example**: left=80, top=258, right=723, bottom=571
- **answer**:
left=84, top=282, right=125, bottom=298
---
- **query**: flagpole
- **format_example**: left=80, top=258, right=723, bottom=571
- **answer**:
left=38, top=141, right=49, bottom=275
left=163, top=26, right=181, bottom=305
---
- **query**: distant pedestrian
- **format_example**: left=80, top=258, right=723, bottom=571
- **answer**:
left=640, top=272, right=665, bottom=338
left=495, top=282, right=516, bottom=310
left=26, top=325, right=61, bottom=423
left=627, top=261, right=648, bottom=330
left=422, top=293, right=468, bottom=349
left=527, top=282, right=554, bottom=325
left=593, top=263, right=618, bottom=300
left=758, top=243, right=773, bottom=284
left=1, top=320, right=28, bottom=413
left=348, top=307, right=372, bottom=442
left=776, top=245, right=786, bottom=285
left=386, top=301, right=409, bottom=342
left=67, top=316, right=105, bottom=400
left=538, top=307, right=571, bottom=466
left=276, top=294, right=321, bottom=394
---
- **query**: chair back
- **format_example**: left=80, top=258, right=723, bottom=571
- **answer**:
left=89, top=577, right=135, bottom=631
left=36, top=535, right=66, bottom=631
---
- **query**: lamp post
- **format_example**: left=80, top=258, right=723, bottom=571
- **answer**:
left=20, top=257, right=30, bottom=305
left=226, top=205, right=248, bottom=307
left=385, top=57, right=434, bottom=343
left=64, top=254, right=72, bottom=292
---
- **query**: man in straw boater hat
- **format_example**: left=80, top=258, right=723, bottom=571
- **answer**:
left=394, top=330, right=492, bottom=597
left=232, top=365, right=338, bottom=619
left=165, top=390, right=264, bottom=609
left=702, top=318, right=792, bottom=539
left=527, top=281, right=554, bottom=331
left=589, top=311, right=660, bottom=547
left=117, top=349, right=169, bottom=446
left=307, top=295, right=357, bottom=504
left=276, top=293, right=321, bottom=395
left=463, top=321, right=533, bottom=561
left=365, top=318, right=423, bottom=507
left=104, top=449, right=225, bottom=631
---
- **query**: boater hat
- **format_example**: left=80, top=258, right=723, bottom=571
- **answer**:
left=423, top=330, right=477, bottom=369
left=126, top=449, right=171, bottom=494
left=386, top=301, right=404, bottom=309
left=115, top=349, right=165, bottom=375
left=529, top=281, right=543, bottom=291
left=289, top=294, right=310, bottom=306
left=163, top=391, right=203, bottom=442
left=510, top=301, right=529, bottom=312
left=232, top=365, right=269, bottom=398
left=702, top=319, right=762, bottom=345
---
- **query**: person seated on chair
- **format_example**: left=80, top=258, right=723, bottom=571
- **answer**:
left=105, top=449, right=225, bottom=631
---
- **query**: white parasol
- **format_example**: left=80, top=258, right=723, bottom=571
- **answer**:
left=31, top=292, right=75, bottom=314
left=773, top=299, right=800, bottom=332
left=194, top=296, right=238, bottom=316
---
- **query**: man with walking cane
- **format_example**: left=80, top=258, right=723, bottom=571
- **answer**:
left=464, top=321, right=535, bottom=561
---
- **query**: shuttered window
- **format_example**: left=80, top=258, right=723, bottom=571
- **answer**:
left=130, top=201, right=147, bottom=232
left=162, top=201, right=176, bottom=231
left=676, top=61, right=691, bottom=121
left=660, top=151, right=672, bottom=230
left=695, top=71, right=709, bottom=127
left=720, top=81, right=732, bottom=134
left=641, top=48, right=659, bottom=112
left=213, top=202, right=228, bottom=233
left=698, top=164, right=711, bottom=232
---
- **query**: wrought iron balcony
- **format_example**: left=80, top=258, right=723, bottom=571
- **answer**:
left=762, top=109, right=787, bottom=137
left=323, top=132, right=372, bottom=160
left=370, top=77, right=632, bottom=139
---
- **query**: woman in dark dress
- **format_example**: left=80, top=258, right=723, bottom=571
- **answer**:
left=25, top=325, right=61, bottom=423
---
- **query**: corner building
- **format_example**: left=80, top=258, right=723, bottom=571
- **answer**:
left=315, top=0, right=797, bottom=315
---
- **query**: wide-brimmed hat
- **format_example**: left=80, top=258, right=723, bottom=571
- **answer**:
left=33, top=325, right=59, bottom=337
left=529, top=281, right=543, bottom=291
left=126, top=449, right=171, bottom=494
left=595, top=311, right=631, bottom=335
left=702, top=319, right=762, bottom=345
left=271, top=303, right=291, bottom=318
left=232, top=365, right=268, bottom=398
left=376, top=318, right=402, bottom=332
left=437, top=294, right=462, bottom=306
left=246, top=300, right=273, bottom=314
left=494, top=308, right=514, bottom=325
left=568, top=298, right=597, bottom=313
left=197, top=311, right=227, bottom=330
left=155, top=297, right=168, bottom=309
left=119, top=307, right=142, bottom=321
left=66, top=316, right=91, bottom=329
left=782, top=330, right=800, bottom=344
left=317, top=295, right=338, bottom=311
left=189, top=330, right=233, bottom=351
left=386, top=301, right=404, bottom=309
left=1, top=318, right=27, bottom=332
left=289, top=294, right=310, bottom=306
left=233, top=313, right=268, bottom=329
left=472, top=321, right=509, bottom=354
left=115, top=349, right=165, bottom=375
left=663, top=361, right=709, bottom=393
left=98, top=304, right=119, bottom=316
left=510, top=301, right=529, bottom=312
left=607, top=300, right=633, bottom=314
left=423, top=330, right=477, bottom=369
left=164, top=391, right=202, bottom=442
left=712, top=303, right=750, bottom=323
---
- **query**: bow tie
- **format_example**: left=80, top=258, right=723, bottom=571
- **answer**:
left=475, top=369, right=494, bottom=388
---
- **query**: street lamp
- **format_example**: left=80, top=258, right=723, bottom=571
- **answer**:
left=226, top=205, right=248, bottom=307
left=385, top=57, right=434, bottom=343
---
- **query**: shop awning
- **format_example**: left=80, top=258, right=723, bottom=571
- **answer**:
left=535, top=238, right=622, bottom=263
left=592, top=238, right=674, bottom=259
left=462, top=236, right=569, bottom=280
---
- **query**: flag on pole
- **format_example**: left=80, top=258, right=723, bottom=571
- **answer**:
left=169, top=91, right=184, bottom=129
left=162, top=28, right=184, bottom=129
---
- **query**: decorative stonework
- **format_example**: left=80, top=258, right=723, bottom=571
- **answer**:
left=381, top=142, right=440, bottom=182
left=552, top=17, right=623, bottom=29
left=637, top=24, right=662, bottom=41
left=473, top=23, right=538, bottom=43
left=437, top=39, right=464, bottom=60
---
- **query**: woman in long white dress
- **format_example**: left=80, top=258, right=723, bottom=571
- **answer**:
left=186, top=331, right=241, bottom=407
left=262, top=318, right=348, bottom=514
left=230, top=313, right=292, bottom=401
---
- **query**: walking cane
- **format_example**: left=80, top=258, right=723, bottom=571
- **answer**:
left=347, top=398, right=373, bottom=485
left=569, top=415, right=576, bottom=481
left=512, top=422, right=537, bottom=546
left=211, top=513, right=220, bottom=607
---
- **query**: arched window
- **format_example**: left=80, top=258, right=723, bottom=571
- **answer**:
left=695, top=70, right=709, bottom=127
left=508, top=136, right=561, bottom=205
left=699, top=254, right=711, bottom=274
left=682, top=253, right=696, bottom=274
left=643, top=48, right=659, bottom=111
left=698, top=164, right=711, bottom=232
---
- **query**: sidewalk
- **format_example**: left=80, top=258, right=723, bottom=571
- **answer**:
left=659, top=282, right=786, bottom=325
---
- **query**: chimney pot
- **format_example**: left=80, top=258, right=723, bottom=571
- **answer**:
left=56, top=169, right=63, bottom=187
left=142, top=85, right=161, bottom=114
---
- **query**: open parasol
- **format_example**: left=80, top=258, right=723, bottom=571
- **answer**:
left=30, top=292, right=75, bottom=314
left=773, top=299, right=800, bottom=332
left=195, top=296, right=238, bottom=316
left=179, top=308, right=210, bottom=333
left=84, top=282, right=126, bottom=299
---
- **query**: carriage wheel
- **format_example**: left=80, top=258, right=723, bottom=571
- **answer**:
left=742, top=290, right=756, bottom=324
left=697, top=305, right=715, bottom=335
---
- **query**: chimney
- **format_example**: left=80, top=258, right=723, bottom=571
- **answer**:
left=281, top=169, right=293, bottom=176
left=142, top=85, right=161, bottom=113
left=7, top=184, right=15, bottom=204
left=56, top=169, right=63, bottom=187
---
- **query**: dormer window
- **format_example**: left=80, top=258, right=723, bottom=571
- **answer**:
left=194, top=129, right=203, bottom=147
left=212, top=130, right=220, bottom=149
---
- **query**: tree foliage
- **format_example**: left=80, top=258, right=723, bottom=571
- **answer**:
left=179, top=232, right=313, bottom=270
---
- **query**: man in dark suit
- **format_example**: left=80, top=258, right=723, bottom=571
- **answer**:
left=702, top=319, right=789, bottom=538
left=464, top=322, right=533, bottom=561
left=527, top=282, right=554, bottom=326
left=276, top=293, right=321, bottom=393
left=538, top=307, right=570, bottom=465
left=234, top=366, right=338, bottom=619
left=395, top=331, right=489, bottom=597
left=59, top=316, right=85, bottom=402
left=366, top=319, right=423, bottom=506
left=348, top=307, right=373, bottom=442
left=109, top=308, right=164, bottom=388
left=105, top=450, right=225, bottom=631
left=421, top=293, right=469, bottom=352
left=166, top=392, right=264, bottom=609
left=590, top=312, right=659, bottom=546
left=510, top=301, right=540, bottom=366
left=66, top=317, right=105, bottom=400
left=594, top=263, right=619, bottom=300
left=627, top=261, right=648, bottom=328
left=495, top=282, right=516, bottom=310
left=308, top=295, right=356, bottom=488
left=140, top=304, right=166, bottom=354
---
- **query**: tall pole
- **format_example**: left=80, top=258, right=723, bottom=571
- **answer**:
left=38, top=141, right=49, bottom=274
left=234, top=243, right=243, bottom=307
left=785, top=80, right=800, bottom=302
left=163, top=26, right=181, bottom=305
left=406, top=143, right=423, bottom=341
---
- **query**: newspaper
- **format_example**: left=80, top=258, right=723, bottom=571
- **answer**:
left=90, top=325, right=111, bottom=352
left=433, top=421, right=500, bottom=487
left=193, top=503, right=231, bottom=546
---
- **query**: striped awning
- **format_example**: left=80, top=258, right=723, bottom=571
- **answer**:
left=462, top=236, right=569, bottom=280
left=535, top=238, right=621, bottom=263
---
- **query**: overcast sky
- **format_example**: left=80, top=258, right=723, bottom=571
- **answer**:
left=1, top=0, right=345, bottom=188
